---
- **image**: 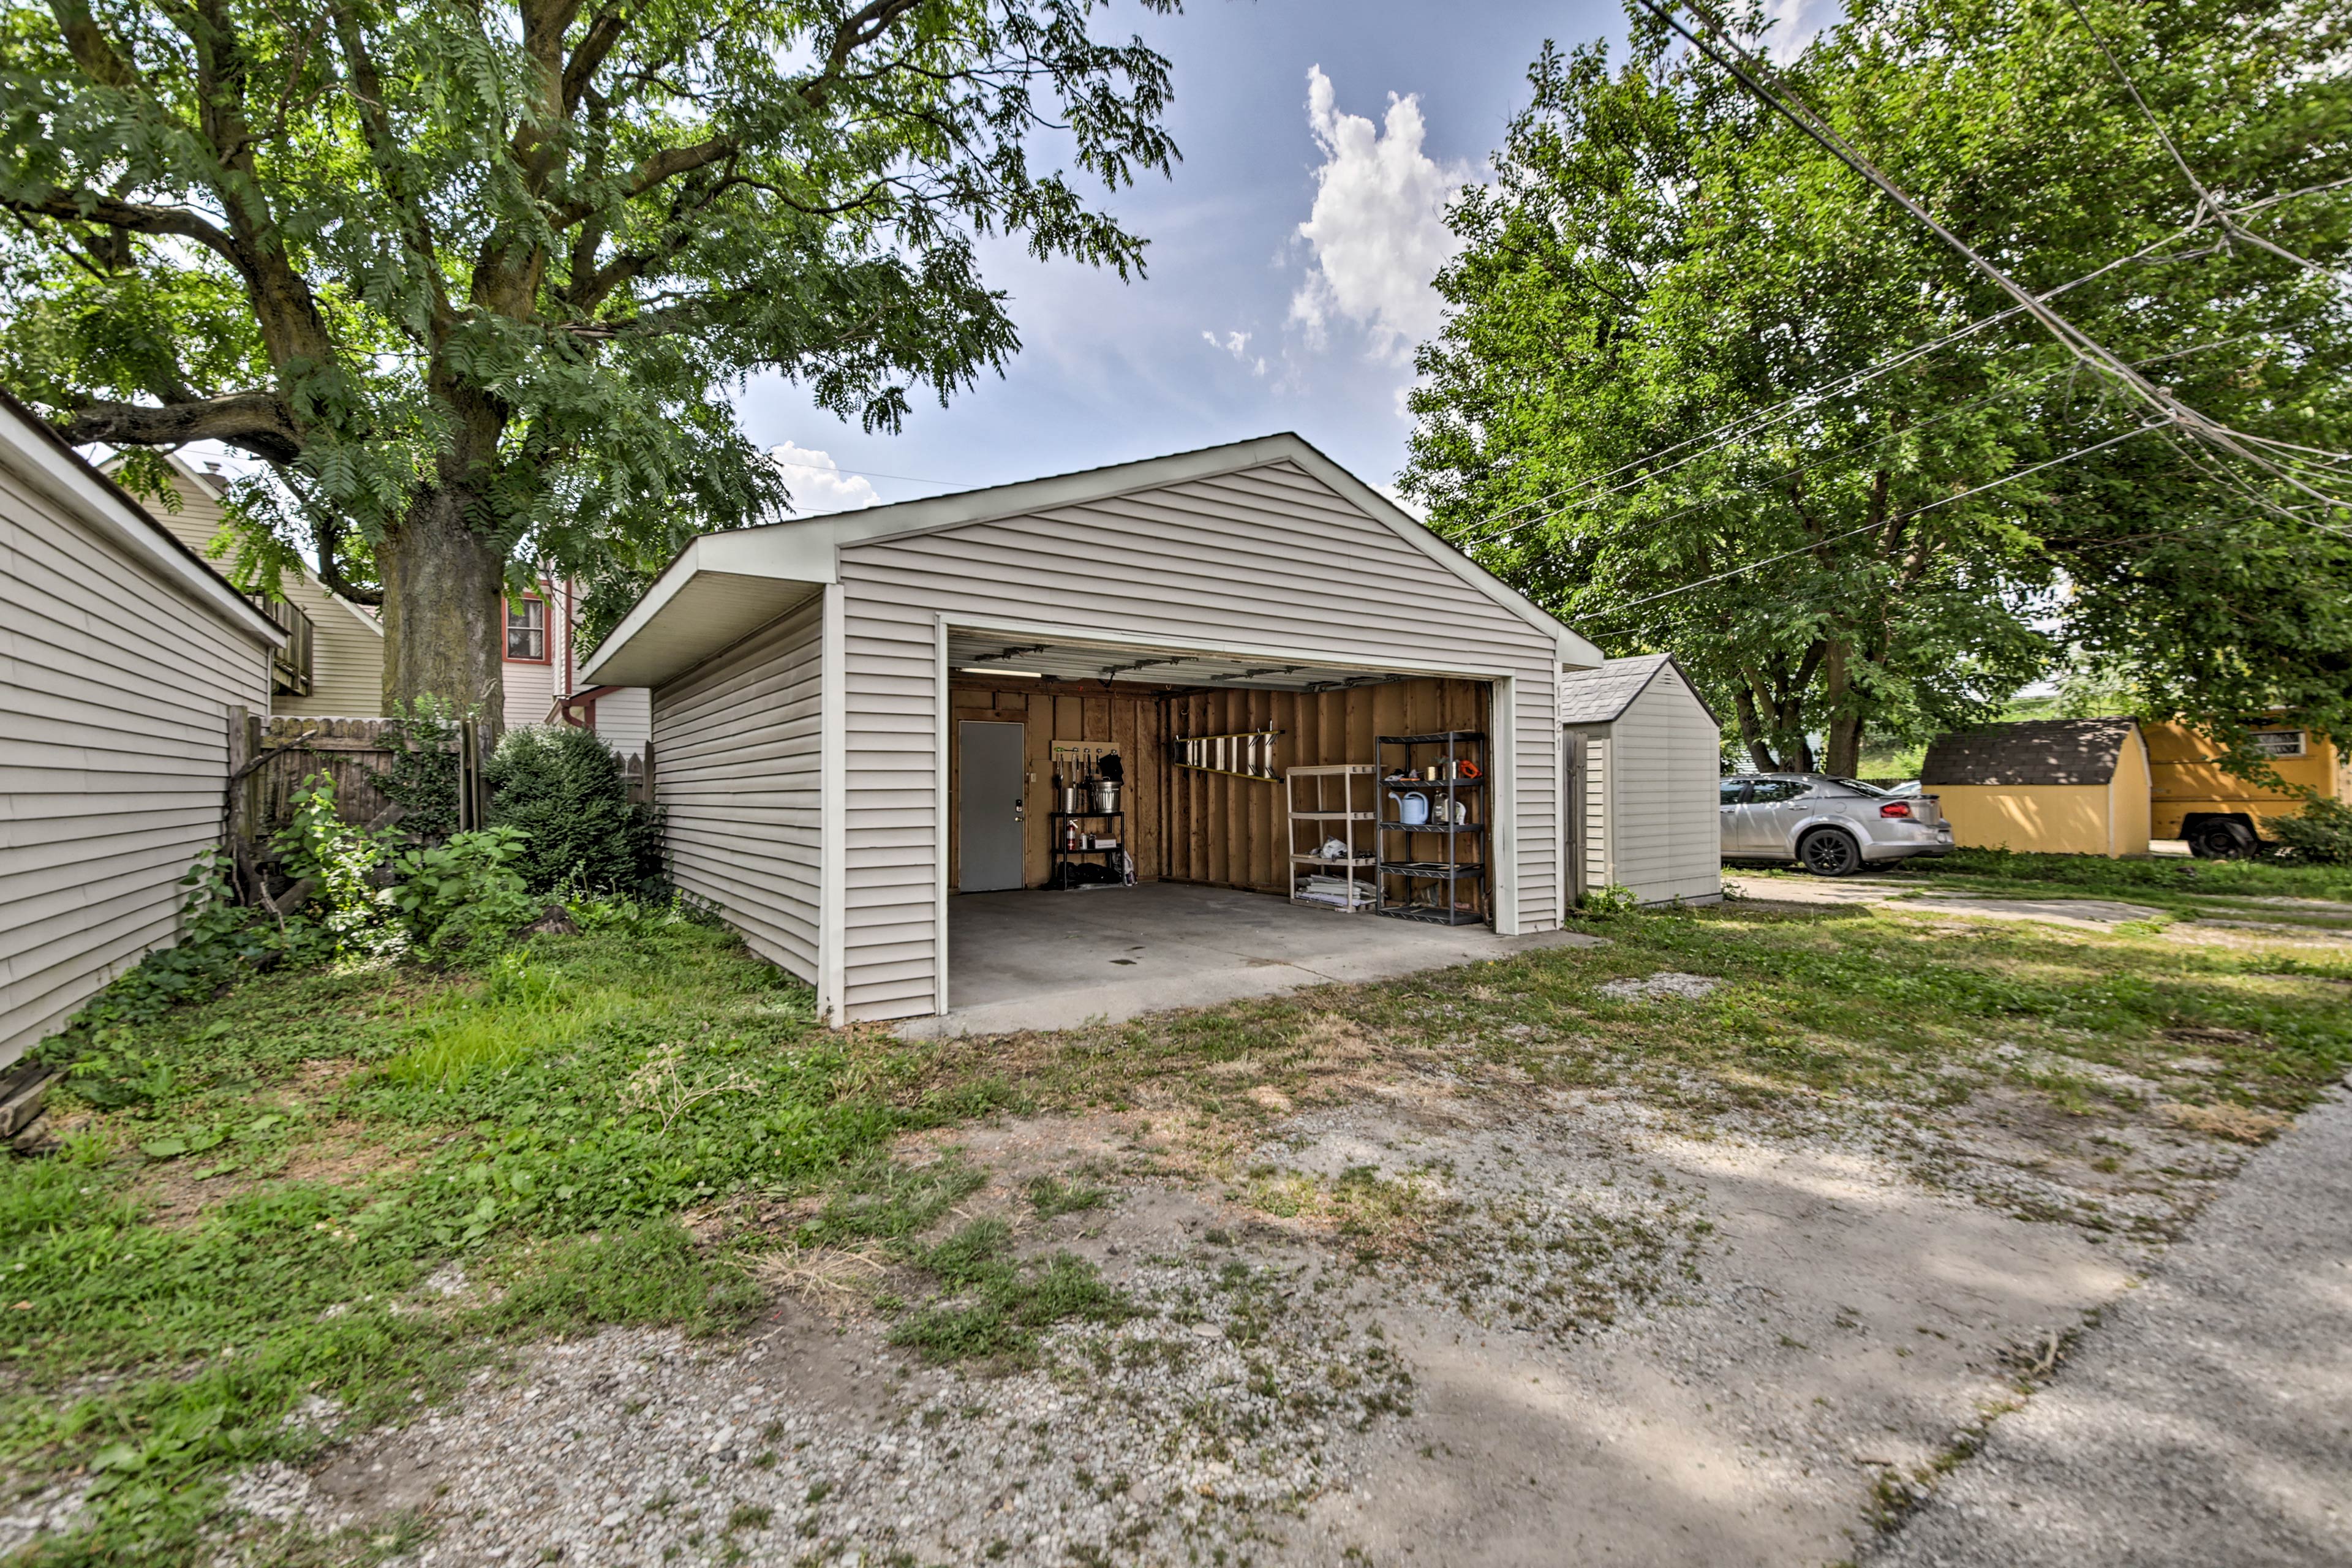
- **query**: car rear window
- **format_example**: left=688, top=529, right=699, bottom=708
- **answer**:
left=1822, top=777, right=1892, bottom=797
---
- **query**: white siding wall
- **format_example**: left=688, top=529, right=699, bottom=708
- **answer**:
left=590, top=687, right=652, bottom=754
left=1, top=464, right=274, bottom=1065
left=1595, top=673, right=1722, bottom=907
left=835, top=459, right=1562, bottom=1022
left=126, top=460, right=386, bottom=717
left=650, top=595, right=824, bottom=982
left=1572, top=732, right=1611, bottom=894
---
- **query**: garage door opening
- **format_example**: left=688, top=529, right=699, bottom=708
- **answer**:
left=937, top=628, right=1510, bottom=1032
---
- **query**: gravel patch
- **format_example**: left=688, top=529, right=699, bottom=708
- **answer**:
left=1596, top=971, right=1722, bottom=1001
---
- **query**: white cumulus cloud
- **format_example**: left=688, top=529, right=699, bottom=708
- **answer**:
left=770, top=442, right=880, bottom=514
left=1288, top=66, right=1471, bottom=364
left=1201, top=328, right=1268, bottom=376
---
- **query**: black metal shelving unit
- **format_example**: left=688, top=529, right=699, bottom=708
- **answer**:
left=1049, top=809, right=1127, bottom=892
left=1375, top=731, right=1488, bottom=926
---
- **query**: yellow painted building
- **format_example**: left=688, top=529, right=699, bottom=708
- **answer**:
left=1920, top=717, right=2152, bottom=857
left=2146, top=719, right=2352, bottom=856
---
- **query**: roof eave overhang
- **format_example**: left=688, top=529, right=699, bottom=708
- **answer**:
left=2, top=404, right=284, bottom=647
left=581, top=430, right=1606, bottom=687
left=576, top=528, right=835, bottom=688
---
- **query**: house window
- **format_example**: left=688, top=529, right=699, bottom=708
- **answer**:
left=505, top=595, right=548, bottom=662
left=2252, top=729, right=2306, bottom=758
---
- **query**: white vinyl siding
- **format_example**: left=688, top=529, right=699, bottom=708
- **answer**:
left=650, top=595, right=824, bottom=981
left=1, top=460, right=274, bottom=1066
left=1602, top=676, right=1722, bottom=905
left=126, top=460, right=386, bottom=717
left=835, top=459, right=1561, bottom=1022
left=1563, top=661, right=1721, bottom=909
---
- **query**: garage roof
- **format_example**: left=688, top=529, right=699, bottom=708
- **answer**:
left=580, top=433, right=1604, bottom=688
left=1921, top=718, right=2141, bottom=786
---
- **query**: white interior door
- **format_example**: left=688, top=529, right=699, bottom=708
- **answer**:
left=958, top=720, right=1026, bottom=891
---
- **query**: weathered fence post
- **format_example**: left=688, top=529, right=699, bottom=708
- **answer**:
left=456, top=718, right=488, bottom=831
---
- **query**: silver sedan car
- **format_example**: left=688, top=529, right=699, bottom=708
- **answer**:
left=1719, top=774, right=1953, bottom=876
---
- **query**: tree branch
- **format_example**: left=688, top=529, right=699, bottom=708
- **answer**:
left=2, top=187, right=239, bottom=263
left=61, top=393, right=304, bottom=463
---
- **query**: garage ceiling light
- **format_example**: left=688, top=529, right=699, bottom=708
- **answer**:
left=960, top=666, right=1042, bottom=677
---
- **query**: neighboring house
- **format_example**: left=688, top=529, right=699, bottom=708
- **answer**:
left=112, top=452, right=385, bottom=716
left=1559, top=654, right=1723, bottom=907
left=500, top=579, right=651, bottom=752
left=1920, top=717, right=2152, bottom=857
left=1, top=391, right=284, bottom=1066
left=582, top=433, right=1624, bottom=1025
left=2145, top=718, right=2352, bottom=857
left=115, top=454, right=650, bottom=749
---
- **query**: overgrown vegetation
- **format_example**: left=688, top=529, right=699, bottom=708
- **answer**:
left=10, top=856, right=2349, bottom=1562
left=485, top=726, right=666, bottom=897
left=7, top=908, right=1001, bottom=1562
left=2270, top=796, right=2352, bottom=867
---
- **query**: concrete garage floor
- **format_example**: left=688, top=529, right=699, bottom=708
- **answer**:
left=901, top=881, right=1598, bottom=1038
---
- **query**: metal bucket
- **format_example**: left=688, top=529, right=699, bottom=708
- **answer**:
left=1060, top=785, right=1086, bottom=815
left=1092, top=780, right=1121, bottom=814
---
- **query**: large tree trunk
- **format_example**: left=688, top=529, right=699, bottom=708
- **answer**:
left=379, top=483, right=506, bottom=732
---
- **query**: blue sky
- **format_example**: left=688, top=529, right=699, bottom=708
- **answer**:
left=750, top=0, right=1634, bottom=514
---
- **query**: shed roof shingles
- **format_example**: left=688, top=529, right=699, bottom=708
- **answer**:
left=1921, top=717, right=2139, bottom=787
left=1559, top=654, right=1673, bottom=725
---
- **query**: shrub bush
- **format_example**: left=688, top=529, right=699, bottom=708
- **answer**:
left=2271, top=794, right=2352, bottom=865
left=392, top=827, right=538, bottom=953
left=486, top=726, right=665, bottom=895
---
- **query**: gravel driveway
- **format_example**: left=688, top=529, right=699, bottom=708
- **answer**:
left=1869, top=1078, right=2352, bottom=1568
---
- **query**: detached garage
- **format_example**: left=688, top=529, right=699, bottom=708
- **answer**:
left=1, top=391, right=283, bottom=1065
left=582, top=434, right=1611, bottom=1025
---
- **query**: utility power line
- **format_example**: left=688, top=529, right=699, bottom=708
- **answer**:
left=2060, top=0, right=2327, bottom=276
left=1638, top=0, right=2352, bottom=517
left=1449, top=217, right=2218, bottom=551
left=1575, top=420, right=2170, bottom=625
left=1462, top=333, right=2260, bottom=555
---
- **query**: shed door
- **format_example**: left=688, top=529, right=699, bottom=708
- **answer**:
left=959, top=721, right=1027, bottom=891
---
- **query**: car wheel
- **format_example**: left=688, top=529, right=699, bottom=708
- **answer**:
left=1798, top=828, right=1863, bottom=877
left=2188, top=818, right=2258, bottom=859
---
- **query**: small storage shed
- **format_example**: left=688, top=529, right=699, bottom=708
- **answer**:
left=1920, top=717, right=2152, bottom=857
left=1, top=392, right=283, bottom=1065
left=1559, top=655, right=1723, bottom=906
left=581, top=434, right=1610, bottom=1024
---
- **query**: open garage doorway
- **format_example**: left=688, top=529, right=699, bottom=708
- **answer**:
left=934, top=628, right=1540, bottom=1032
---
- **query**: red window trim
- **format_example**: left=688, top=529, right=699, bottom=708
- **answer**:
left=503, top=592, right=552, bottom=665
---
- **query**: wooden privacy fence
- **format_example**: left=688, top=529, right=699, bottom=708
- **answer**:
left=222, top=710, right=654, bottom=849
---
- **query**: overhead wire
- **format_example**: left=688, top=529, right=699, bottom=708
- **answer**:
left=2060, top=0, right=2328, bottom=276
left=1574, top=420, right=2171, bottom=625
left=1637, top=0, right=2352, bottom=516
left=1463, top=333, right=2265, bottom=554
left=1447, top=218, right=2215, bottom=550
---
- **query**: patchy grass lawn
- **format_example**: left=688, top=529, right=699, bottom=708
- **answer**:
left=7, top=881, right=2350, bottom=1564
left=1874, top=845, right=2352, bottom=916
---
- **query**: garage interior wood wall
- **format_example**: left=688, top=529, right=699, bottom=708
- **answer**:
left=948, top=674, right=1490, bottom=894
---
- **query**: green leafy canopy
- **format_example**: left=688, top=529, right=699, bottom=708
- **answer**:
left=1403, top=0, right=2352, bottom=773
left=0, top=0, right=1180, bottom=627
